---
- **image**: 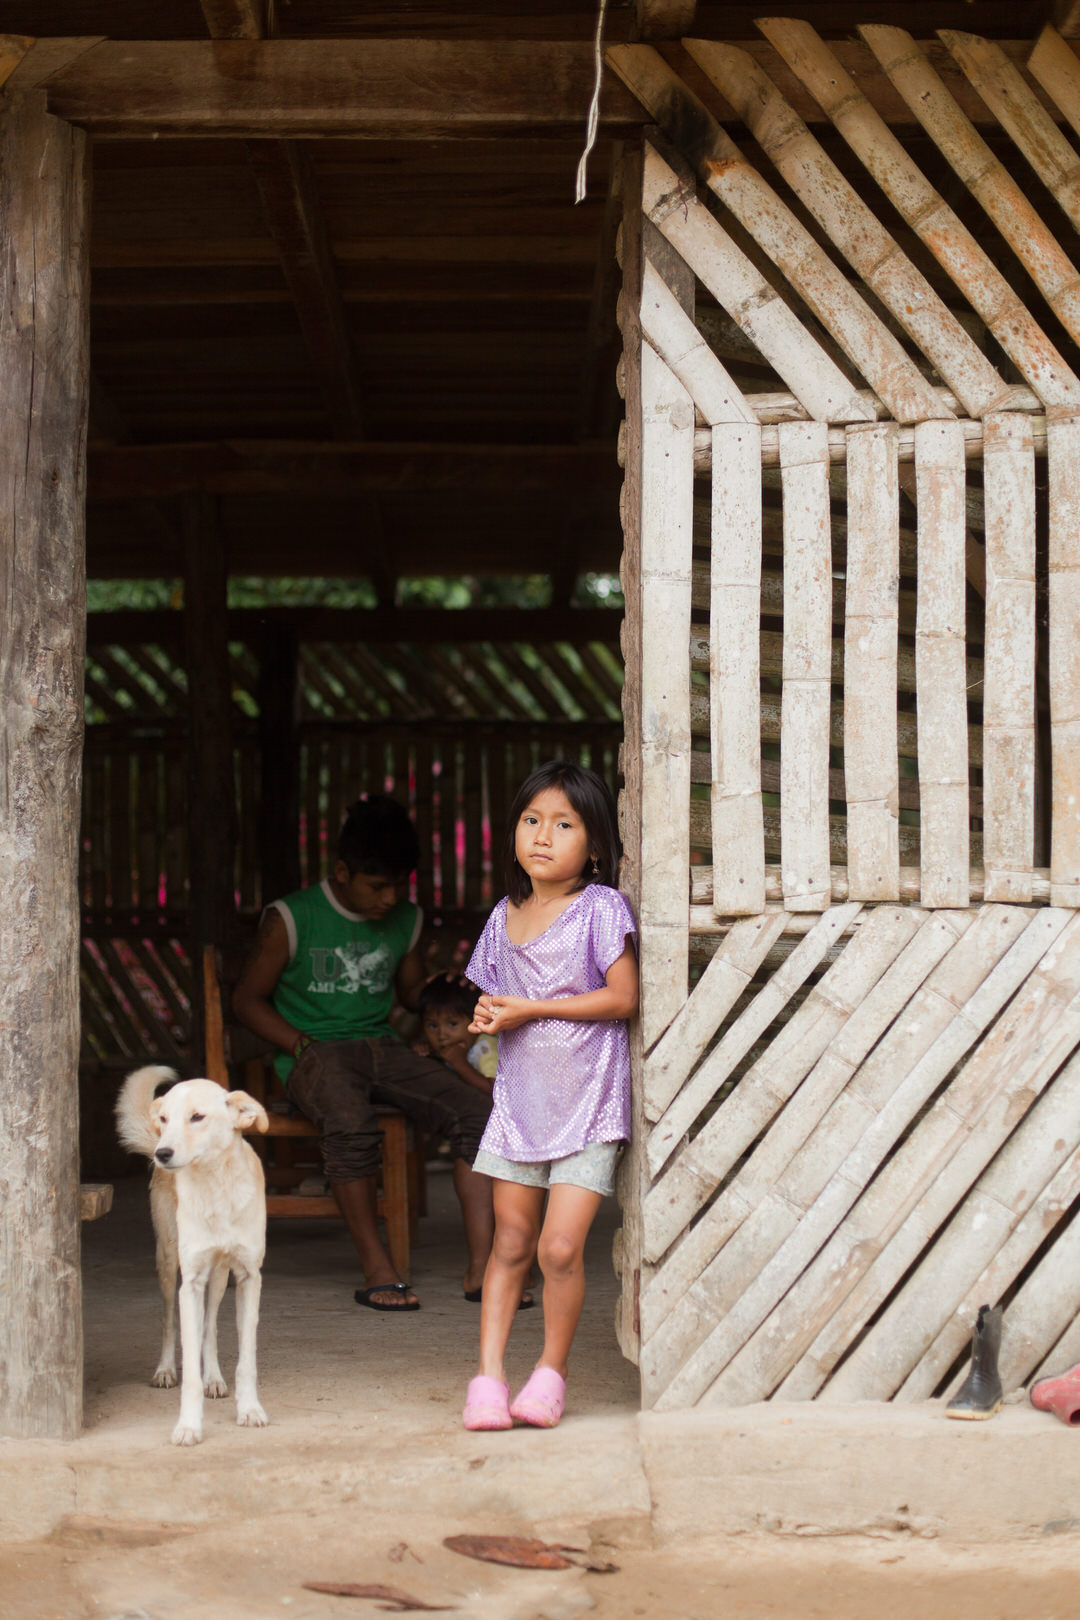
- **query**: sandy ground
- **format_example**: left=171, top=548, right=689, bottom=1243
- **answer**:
left=5, top=1169, right=1080, bottom=1619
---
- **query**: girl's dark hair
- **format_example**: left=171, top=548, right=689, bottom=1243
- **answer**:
left=417, top=973, right=478, bottom=1020
left=337, top=794, right=419, bottom=878
left=504, top=759, right=621, bottom=905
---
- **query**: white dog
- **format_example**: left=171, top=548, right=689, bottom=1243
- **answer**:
left=116, top=1065, right=270, bottom=1446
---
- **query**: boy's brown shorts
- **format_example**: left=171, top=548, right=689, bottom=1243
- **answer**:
left=287, top=1036, right=491, bottom=1182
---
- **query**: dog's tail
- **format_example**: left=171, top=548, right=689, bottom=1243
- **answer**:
left=115, top=1064, right=178, bottom=1158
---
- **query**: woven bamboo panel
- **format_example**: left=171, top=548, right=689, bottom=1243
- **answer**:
left=612, top=26, right=1080, bottom=1401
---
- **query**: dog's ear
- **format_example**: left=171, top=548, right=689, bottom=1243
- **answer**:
left=226, top=1090, right=270, bottom=1135
left=149, top=1096, right=168, bottom=1135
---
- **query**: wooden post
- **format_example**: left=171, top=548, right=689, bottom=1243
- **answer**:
left=183, top=494, right=237, bottom=1068
left=614, top=142, right=647, bottom=1367
left=0, top=93, right=90, bottom=1440
left=256, top=622, right=301, bottom=905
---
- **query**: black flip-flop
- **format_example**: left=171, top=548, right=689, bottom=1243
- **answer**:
left=464, top=1287, right=535, bottom=1310
left=354, top=1283, right=420, bottom=1312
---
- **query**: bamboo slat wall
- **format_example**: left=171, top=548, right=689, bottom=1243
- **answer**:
left=79, top=632, right=622, bottom=1065
left=611, top=23, right=1080, bottom=1408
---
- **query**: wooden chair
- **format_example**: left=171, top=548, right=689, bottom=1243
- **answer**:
left=201, top=945, right=416, bottom=1276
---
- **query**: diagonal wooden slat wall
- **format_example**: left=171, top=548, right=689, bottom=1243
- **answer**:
left=611, top=23, right=1080, bottom=1406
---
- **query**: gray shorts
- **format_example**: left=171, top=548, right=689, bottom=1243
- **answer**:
left=473, top=1140, right=623, bottom=1198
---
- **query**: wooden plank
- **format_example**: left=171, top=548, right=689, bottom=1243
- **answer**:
left=779, top=421, right=832, bottom=912
left=759, top=18, right=1080, bottom=411
left=710, top=421, right=765, bottom=914
left=638, top=341, right=694, bottom=1048
left=642, top=907, right=944, bottom=1400
left=1048, top=415, right=1080, bottom=906
left=0, top=33, right=34, bottom=90
left=821, top=964, right=1080, bottom=1403
left=943, top=30, right=1080, bottom=242
left=915, top=419, right=969, bottom=907
left=641, top=260, right=756, bottom=428
left=995, top=1203, right=1080, bottom=1390
left=778, top=911, right=1080, bottom=1404
left=860, top=26, right=1080, bottom=352
left=88, top=441, right=623, bottom=501
left=982, top=414, right=1037, bottom=903
left=1029, top=24, right=1080, bottom=145
left=643, top=912, right=788, bottom=1120
left=614, top=50, right=944, bottom=424
left=635, top=0, right=697, bottom=39
left=614, top=143, right=648, bottom=1364
left=0, top=93, right=89, bottom=1441
left=702, top=904, right=1057, bottom=1406
left=844, top=424, right=900, bottom=900
left=639, top=143, right=871, bottom=425
left=685, top=39, right=1010, bottom=421
left=650, top=415, right=1055, bottom=477
left=200, top=0, right=263, bottom=37
left=692, top=865, right=1050, bottom=910
left=643, top=905, right=861, bottom=1223
left=41, top=41, right=649, bottom=139
left=894, top=1047, right=1080, bottom=1401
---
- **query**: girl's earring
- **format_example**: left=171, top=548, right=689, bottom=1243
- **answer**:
left=590, top=855, right=600, bottom=878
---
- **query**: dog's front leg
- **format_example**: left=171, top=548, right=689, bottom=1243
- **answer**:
left=172, top=1273, right=208, bottom=1445
left=201, top=1259, right=230, bottom=1398
left=234, top=1267, right=268, bottom=1428
left=151, top=1185, right=179, bottom=1388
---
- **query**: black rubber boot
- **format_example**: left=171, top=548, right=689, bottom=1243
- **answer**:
left=946, top=1303, right=1003, bottom=1420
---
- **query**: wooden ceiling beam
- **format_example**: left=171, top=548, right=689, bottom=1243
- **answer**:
left=635, top=1, right=698, bottom=41
left=87, top=440, right=621, bottom=501
left=87, top=606, right=623, bottom=647
left=199, top=0, right=263, bottom=39
left=35, top=38, right=1070, bottom=135
left=41, top=41, right=647, bottom=138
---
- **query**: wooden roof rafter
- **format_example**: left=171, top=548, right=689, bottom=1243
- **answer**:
left=198, top=0, right=397, bottom=605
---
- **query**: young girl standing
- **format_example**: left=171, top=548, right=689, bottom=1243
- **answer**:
left=462, top=760, right=638, bottom=1430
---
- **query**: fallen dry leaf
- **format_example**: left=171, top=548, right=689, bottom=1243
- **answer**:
left=302, top=1581, right=455, bottom=1611
left=443, top=1535, right=574, bottom=1570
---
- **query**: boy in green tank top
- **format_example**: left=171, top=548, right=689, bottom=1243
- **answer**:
left=233, top=795, right=494, bottom=1311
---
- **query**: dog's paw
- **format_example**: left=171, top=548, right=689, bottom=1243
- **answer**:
left=204, top=1378, right=228, bottom=1399
left=151, top=1368, right=178, bottom=1389
left=236, top=1402, right=269, bottom=1428
left=170, top=1421, right=203, bottom=1446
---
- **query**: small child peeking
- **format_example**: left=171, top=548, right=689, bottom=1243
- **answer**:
left=413, top=973, right=497, bottom=1095
left=461, top=759, right=638, bottom=1431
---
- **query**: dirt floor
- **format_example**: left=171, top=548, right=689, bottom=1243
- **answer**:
left=4, top=1168, right=1080, bottom=1619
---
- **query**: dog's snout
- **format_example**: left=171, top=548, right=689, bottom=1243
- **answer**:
left=155, top=1146, right=174, bottom=1164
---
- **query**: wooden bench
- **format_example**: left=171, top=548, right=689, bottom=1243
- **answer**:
left=200, top=945, right=418, bottom=1276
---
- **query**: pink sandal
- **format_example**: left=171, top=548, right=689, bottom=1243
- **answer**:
left=509, top=1367, right=566, bottom=1428
left=462, top=1375, right=512, bottom=1431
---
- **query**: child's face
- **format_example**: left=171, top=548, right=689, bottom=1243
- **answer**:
left=422, top=1006, right=472, bottom=1057
left=515, top=786, right=592, bottom=891
left=333, top=862, right=407, bottom=920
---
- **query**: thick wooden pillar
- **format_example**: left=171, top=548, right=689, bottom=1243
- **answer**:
left=183, top=494, right=237, bottom=1066
left=0, top=94, right=90, bottom=1440
left=256, top=623, right=301, bottom=905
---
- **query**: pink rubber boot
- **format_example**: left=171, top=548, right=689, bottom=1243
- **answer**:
left=1030, top=1362, right=1080, bottom=1426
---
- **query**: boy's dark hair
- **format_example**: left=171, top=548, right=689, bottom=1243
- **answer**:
left=417, top=973, right=478, bottom=1020
left=504, top=759, right=622, bottom=906
left=337, top=794, right=419, bottom=878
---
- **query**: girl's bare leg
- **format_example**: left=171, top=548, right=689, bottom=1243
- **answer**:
left=478, top=1181, right=545, bottom=1381
left=534, top=1183, right=604, bottom=1378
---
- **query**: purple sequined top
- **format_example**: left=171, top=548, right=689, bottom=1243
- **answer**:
left=466, top=884, right=637, bottom=1162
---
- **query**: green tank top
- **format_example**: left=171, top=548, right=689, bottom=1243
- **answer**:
left=269, top=880, right=421, bottom=1083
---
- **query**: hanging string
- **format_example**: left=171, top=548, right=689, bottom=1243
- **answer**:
left=574, top=0, right=610, bottom=204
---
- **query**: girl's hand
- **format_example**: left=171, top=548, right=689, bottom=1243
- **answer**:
left=468, top=994, right=535, bottom=1034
